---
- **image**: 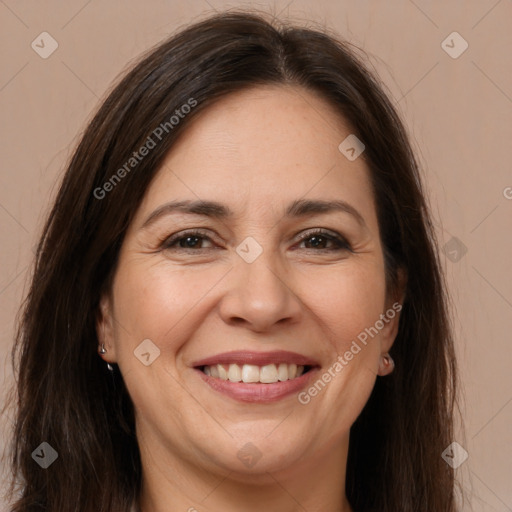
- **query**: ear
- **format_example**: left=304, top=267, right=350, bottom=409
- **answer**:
left=380, top=267, right=407, bottom=353
left=96, top=293, right=117, bottom=363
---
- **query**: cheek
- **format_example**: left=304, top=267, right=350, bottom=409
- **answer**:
left=108, top=261, right=214, bottom=440
left=110, top=258, right=224, bottom=360
left=296, top=260, right=386, bottom=401
left=297, top=268, right=386, bottom=448
left=303, top=260, right=387, bottom=345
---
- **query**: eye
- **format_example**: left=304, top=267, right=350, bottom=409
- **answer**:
left=160, top=228, right=352, bottom=253
left=295, top=228, right=352, bottom=252
left=161, top=229, right=215, bottom=250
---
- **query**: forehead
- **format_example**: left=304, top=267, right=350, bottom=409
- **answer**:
left=135, top=84, right=376, bottom=227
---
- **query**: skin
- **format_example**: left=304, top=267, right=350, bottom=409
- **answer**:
left=97, top=84, right=404, bottom=512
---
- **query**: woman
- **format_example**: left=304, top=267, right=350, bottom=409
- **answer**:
left=4, top=9, right=463, bottom=512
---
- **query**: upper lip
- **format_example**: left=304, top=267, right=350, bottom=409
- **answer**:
left=191, top=350, right=319, bottom=368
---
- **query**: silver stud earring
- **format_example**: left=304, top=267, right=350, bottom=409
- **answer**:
left=99, top=344, right=114, bottom=371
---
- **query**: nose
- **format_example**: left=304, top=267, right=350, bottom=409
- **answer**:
left=218, top=251, right=303, bottom=333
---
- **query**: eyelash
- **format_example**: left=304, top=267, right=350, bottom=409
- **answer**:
left=160, top=228, right=352, bottom=252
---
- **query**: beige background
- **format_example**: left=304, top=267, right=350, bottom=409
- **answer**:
left=1, top=1, right=511, bottom=510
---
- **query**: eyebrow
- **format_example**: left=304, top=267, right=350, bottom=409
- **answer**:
left=141, top=198, right=367, bottom=229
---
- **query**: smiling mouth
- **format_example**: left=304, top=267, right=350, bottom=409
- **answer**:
left=198, top=363, right=312, bottom=383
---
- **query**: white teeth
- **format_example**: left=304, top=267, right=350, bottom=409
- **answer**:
left=202, top=362, right=309, bottom=383
left=218, top=364, right=229, bottom=381
left=242, top=364, right=260, bottom=383
left=260, top=364, right=278, bottom=383
left=277, top=363, right=288, bottom=381
left=227, top=364, right=241, bottom=382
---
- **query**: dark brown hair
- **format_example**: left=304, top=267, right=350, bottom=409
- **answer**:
left=4, top=9, right=463, bottom=511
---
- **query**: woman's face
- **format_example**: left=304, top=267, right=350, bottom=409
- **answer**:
left=99, top=85, right=401, bottom=480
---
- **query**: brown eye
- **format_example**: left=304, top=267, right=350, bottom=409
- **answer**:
left=161, top=230, right=215, bottom=250
left=296, top=229, right=352, bottom=252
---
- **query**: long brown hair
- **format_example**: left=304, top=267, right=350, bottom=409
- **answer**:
left=3, top=9, right=463, bottom=511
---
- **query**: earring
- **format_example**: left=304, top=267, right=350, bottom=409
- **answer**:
left=379, top=352, right=395, bottom=376
left=99, top=344, right=114, bottom=371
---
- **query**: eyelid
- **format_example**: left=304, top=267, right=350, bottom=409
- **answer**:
left=295, top=227, right=344, bottom=240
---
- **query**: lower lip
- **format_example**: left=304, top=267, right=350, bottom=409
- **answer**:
left=194, top=367, right=319, bottom=403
